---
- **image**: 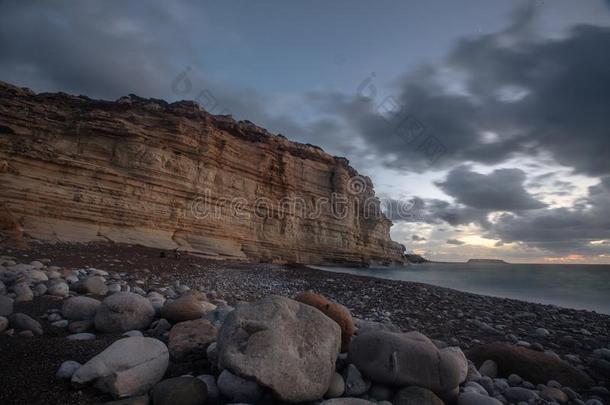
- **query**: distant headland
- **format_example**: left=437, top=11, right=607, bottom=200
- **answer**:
left=467, top=258, right=509, bottom=264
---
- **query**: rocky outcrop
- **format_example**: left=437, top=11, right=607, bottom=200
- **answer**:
left=0, top=80, right=404, bottom=265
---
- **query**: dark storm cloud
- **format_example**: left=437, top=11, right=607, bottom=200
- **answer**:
left=4, top=2, right=608, bottom=177
left=389, top=196, right=490, bottom=228
left=0, top=1, right=192, bottom=99
left=0, top=1, right=357, bottom=158
left=392, top=168, right=610, bottom=255
left=411, top=235, right=426, bottom=242
left=435, top=166, right=546, bottom=211
left=342, top=6, right=610, bottom=256
left=489, top=177, right=610, bottom=253
left=447, top=23, right=610, bottom=177
left=323, top=8, right=610, bottom=176
left=389, top=165, right=544, bottom=228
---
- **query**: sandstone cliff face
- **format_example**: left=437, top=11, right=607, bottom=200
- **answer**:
left=0, top=81, right=404, bottom=265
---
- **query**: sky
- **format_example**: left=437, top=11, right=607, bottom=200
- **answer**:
left=1, top=0, right=610, bottom=263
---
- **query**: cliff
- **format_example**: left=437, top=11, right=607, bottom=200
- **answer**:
left=0, top=81, right=404, bottom=265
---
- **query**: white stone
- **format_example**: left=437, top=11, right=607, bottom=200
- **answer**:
left=56, top=361, right=82, bottom=379
left=72, top=336, right=169, bottom=398
left=67, top=332, right=96, bottom=340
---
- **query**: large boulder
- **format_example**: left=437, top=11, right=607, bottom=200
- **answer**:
left=468, top=343, right=594, bottom=389
left=95, top=292, right=155, bottom=333
left=71, top=336, right=169, bottom=398
left=348, top=330, right=467, bottom=395
left=62, top=296, right=101, bottom=320
left=295, top=291, right=356, bottom=352
left=168, top=318, right=218, bottom=360
left=217, top=295, right=341, bottom=402
left=160, top=292, right=216, bottom=324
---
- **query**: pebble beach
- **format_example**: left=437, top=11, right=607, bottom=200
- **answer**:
left=0, top=242, right=609, bottom=405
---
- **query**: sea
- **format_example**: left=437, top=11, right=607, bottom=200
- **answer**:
left=314, top=262, right=610, bottom=315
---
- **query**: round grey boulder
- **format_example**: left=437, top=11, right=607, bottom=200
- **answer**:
left=62, top=296, right=101, bottom=321
left=348, top=330, right=466, bottom=394
left=95, top=292, right=155, bottom=333
left=217, top=296, right=341, bottom=402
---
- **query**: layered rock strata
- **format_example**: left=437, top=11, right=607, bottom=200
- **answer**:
left=0, top=81, right=404, bottom=264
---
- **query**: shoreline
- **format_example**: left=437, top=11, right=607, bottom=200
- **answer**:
left=311, top=264, right=610, bottom=316
left=1, top=242, right=609, bottom=404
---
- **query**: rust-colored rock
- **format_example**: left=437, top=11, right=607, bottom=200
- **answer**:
left=295, top=291, right=356, bottom=351
left=468, top=343, right=593, bottom=389
left=0, top=81, right=404, bottom=265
